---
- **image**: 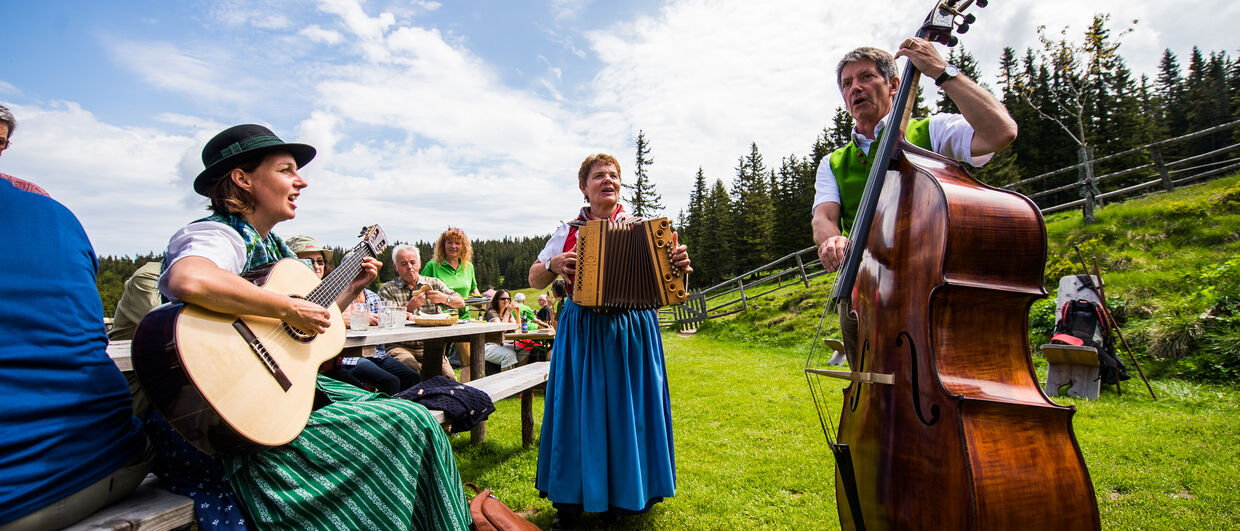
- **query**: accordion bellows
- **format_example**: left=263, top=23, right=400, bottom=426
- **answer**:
left=573, top=217, right=689, bottom=310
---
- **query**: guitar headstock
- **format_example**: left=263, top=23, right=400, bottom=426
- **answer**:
left=358, top=225, right=388, bottom=257
left=918, top=0, right=987, bottom=47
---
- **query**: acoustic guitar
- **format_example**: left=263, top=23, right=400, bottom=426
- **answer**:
left=133, top=225, right=387, bottom=455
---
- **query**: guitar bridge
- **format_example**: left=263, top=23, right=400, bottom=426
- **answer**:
left=232, top=319, right=294, bottom=391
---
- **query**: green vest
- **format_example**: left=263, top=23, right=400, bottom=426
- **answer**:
left=828, top=118, right=932, bottom=232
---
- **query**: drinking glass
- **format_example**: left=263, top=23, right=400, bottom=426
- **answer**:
left=349, top=303, right=370, bottom=331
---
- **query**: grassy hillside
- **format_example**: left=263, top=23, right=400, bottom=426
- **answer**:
left=696, top=172, right=1240, bottom=384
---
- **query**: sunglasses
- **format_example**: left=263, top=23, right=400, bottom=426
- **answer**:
left=497, top=297, right=511, bottom=301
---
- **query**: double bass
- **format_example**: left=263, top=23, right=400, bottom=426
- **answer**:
left=805, top=1, right=1101, bottom=529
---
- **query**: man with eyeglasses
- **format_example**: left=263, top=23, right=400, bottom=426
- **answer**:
left=379, top=245, right=464, bottom=380
left=0, top=104, right=50, bottom=196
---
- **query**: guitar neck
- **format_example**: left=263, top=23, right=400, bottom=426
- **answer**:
left=305, top=241, right=372, bottom=308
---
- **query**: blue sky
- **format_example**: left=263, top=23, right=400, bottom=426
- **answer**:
left=2, top=0, right=1237, bottom=256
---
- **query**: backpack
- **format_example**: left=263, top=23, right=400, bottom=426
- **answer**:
left=1051, top=299, right=1130, bottom=385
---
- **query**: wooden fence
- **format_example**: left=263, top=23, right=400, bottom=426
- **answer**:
left=659, top=121, right=1240, bottom=330
left=1003, top=120, right=1240, bottom=218
left=658, top=245, right=827, bottom=329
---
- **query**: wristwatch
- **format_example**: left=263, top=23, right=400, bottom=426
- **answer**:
left=935, top=64, right=959, bottom=87
left=544, top=259, right=553, bottom=272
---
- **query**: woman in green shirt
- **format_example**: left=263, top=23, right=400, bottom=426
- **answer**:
left=421, top=227, right=481, bottom=379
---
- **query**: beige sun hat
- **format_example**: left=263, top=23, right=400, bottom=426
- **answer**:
left=286, top=235, right=333, bottom=262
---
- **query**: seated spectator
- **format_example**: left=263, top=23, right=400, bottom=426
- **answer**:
left=0, top=104, right=49, bottom=196
left=482, top=289, right=527, bottom=370
left=0, top=178, right=148, bottom=530
left=514, top=292, right=547, bottom=330
left=107, top=260, right=163, bottom=420
left=108, top=261, right=162, bottom=342
left=550, top=277, right=569, bottom=327
left=536, top=294, right=554, bottom=330
left=481, top=285, right=496, bottom=299
left=151, top=124, right=468, bottom=529
left=379, top=244, right=463, bottom=380
left=421, top=227, right=480, bottom=380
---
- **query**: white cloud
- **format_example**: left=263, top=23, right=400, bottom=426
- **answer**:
left=551, top=0, right=590, bottom=20
left=300, top=24, right=345, bottom=45
left=10, top=0, right=1237, bottom=257
left=0, top=101, right=202, bottom=255
left=108, top=40, right=249, bottom=105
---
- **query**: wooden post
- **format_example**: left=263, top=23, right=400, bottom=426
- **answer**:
left=521, top=390, right=534, bottom=446
left=1078, top=145, right=1100, bottom=223
left=1149, top=146, right=1174, bottom=192
left=795, top=252, right=810, bottom=288
left=738, top=279, right=748, bottom=310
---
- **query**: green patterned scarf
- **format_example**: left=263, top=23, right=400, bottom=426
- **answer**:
left=201, top=212, right=297, bottom=273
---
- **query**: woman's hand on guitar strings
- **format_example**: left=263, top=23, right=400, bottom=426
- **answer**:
left=282, top=297, right=332, bottom=335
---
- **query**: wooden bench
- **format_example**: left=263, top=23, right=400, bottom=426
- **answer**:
left=1042, top=344, right=1101, bottom=399
left=65, top=475, right=193, bottom=531
left=426, top=361, right=550, bottom=446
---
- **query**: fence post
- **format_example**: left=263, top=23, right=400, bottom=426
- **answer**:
left=795, top=252, right=810, bottom=288
left=738, top=279, right=748, bottom=311
left=1149, top=146, right=1174, bottom=192
left=1078, top=145, right=1100, bottom=223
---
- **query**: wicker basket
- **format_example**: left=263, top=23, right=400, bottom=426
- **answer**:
left=412, top=315, right=459, bottom=327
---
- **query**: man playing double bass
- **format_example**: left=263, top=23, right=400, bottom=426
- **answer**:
left=812, top=40, right=1018, bottom=365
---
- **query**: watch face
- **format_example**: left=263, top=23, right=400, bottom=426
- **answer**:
left=945, top=65, right=958, bottom=76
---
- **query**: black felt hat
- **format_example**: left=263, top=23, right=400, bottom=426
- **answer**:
left=193, top=124, right=316, bottom=196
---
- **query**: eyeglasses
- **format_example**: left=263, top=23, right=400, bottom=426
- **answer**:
left=309, top=258, right=325, bottom=265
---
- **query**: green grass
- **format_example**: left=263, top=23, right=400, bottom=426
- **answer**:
left=452, top=333, right=1240, bottom=529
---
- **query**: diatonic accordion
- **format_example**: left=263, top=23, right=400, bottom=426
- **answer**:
left=573, top=217, right=689, bottom=310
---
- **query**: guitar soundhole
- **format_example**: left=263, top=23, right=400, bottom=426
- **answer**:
left=282, top=322, right=317, bottom=343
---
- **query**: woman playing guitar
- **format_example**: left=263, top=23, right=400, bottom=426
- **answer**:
left=144, top=124, right=472, bottom=530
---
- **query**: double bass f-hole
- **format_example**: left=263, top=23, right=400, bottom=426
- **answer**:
left=898, top=331, right=940, bottom=426
left=849, top=339, right=871, bottom=413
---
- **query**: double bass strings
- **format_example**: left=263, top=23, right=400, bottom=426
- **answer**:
left=805, top=287, right=843, bottom=445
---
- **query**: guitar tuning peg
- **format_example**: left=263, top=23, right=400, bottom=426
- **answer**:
left=975, top=0, right=987, bottom=7
left=958, top=23, right=970, bottom=34
left=964, top=13, right=976, bottom=24
left=948, top=35, right=960, bottom=46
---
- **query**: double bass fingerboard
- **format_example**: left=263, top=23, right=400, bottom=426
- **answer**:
left=573, top=217, right=688, bottom=310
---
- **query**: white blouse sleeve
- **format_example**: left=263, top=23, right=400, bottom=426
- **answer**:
left=158, top=221, right=246, bottom=301
left=537, top=222, right=572, bottom=263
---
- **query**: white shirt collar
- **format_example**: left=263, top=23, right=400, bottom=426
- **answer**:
left=851, top=111, right=895, bottom=144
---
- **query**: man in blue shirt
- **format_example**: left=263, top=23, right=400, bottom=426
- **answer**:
left=0, top=179, right=148, bottom=529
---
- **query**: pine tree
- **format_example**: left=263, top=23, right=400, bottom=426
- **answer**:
left=682, top=167, right=709, bottom=254
left=729, top=143, right=774, bottom=273
left=769, top=155, right=814, bottom=257
left=826, top=107, right=854, bottom=151
left=1156, top=49, right=1188, bottom=138
left=697, top=178, right=736, bottom=286
left=624, top=130, right=664, bottom=217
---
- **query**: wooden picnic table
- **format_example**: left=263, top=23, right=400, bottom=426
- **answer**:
left=108, top=321, right=517, bottom=383
left=345, top=320, right=516, bottom=383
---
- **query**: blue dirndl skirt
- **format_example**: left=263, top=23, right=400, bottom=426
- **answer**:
left=535, top=298, right=676, bottom=513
